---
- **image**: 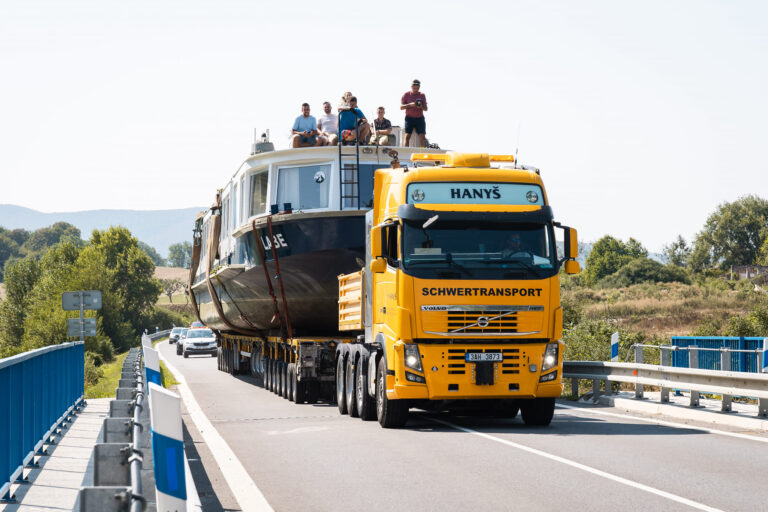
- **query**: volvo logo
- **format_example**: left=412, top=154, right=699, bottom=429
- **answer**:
left=477, top=316, right=490, bottom=328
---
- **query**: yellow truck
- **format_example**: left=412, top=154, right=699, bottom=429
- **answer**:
left=336, top=152, right=579, bottom=427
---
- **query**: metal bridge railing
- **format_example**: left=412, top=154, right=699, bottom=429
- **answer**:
left=0, top=341, right=85, bottom=503
left=564, top=341, right=768, bottom=417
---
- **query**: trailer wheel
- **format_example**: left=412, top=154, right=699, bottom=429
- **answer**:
left=286, top=363, right=296, bottom=402
left=336, top=355, right=348, bottom=414
left=346, top=356, right=359, bottom=418
left=265, top=358, right=272, bottom=391
left=521, top=398, right=555, bottom=426
left=356, top=356, right=376, bottom=421
left=279, top=361, right=287, bottom=398
left=250, top=350, right=262, bottom=380
left=376, top=358, right=408, bottom=428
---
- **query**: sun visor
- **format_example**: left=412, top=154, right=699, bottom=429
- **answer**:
left=397, top=204, right=554, bottom=224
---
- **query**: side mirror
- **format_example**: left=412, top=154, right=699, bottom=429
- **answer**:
left=370, top=257, right=387, bottom=274
left=564, top=260, right=580, bottom=275
left=370, top=225, right=382, bottom=258
left=567, top=228, right=578, bottom=260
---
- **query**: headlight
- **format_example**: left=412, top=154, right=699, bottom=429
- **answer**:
left=541, top=343, right=559, bottom=372
left=404, top=344, right=423, bottom=372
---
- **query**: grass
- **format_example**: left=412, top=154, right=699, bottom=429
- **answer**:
left=152, top=336, right=180, bottom=388
left=85, top=350, right=130, bottom=399
left=156, top=293, right=189, bottom=305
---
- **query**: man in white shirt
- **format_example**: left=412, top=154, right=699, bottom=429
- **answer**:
left=317, top=101, right=338, bottom=146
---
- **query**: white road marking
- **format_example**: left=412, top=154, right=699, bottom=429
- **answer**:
left=427, top=416, right=723, bottom=512
left=557, top=403, right=768, bottom=444
left=159, top=350, right=273, bottom=512
left=266, top=426, right=329, bottom=436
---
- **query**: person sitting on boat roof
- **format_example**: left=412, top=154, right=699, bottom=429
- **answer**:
left=291, top=103, right=321, bottom=148
left=370, top=106, right=394, bottom=146
left=338, top=96, right=371, bottom=145
left=317, top=101, right=338, bottom=146
left=401, top=78, right=428, bottom=147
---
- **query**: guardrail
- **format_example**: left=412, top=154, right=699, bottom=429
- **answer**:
left=671, top=336, right=766, bottom=373
left=563, top=360, right=768, bottom=417
left=147, top=329, right=171, bottom=342
left=0, top=341, right=84, bottom=503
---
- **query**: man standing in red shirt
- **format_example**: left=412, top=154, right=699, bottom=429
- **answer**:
left=400, top=79, right=428, bottom=147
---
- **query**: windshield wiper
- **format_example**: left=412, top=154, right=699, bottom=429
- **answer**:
left=480, top=256, right=544, bottom=277
left=406, top=253, right=473, bottom=277
left=445, top=252, right=473, bottom=277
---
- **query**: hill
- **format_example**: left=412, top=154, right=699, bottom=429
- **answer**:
left=0, top=204, right=204, bottom=256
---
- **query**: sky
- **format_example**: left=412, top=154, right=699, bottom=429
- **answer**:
left=1, top=0, right=766, bottom=252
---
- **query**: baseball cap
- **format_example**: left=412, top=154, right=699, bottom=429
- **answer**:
left=412, top=79, right=421, bottom=86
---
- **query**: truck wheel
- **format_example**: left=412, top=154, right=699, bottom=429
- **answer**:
left=250, top=351, right=261, bottom=379
left=336, top=355, right=348, bottom=414
left=275, top=361, right=283, bottom=396
left=346, top=356, right=359, bottom=418
left=376, top=358, right=408, bottom=428
left=295, top=378, right=306, bottom=404
left=265, top=358, right=273, bottom=391
left=521, top=398, right=555, bottom=426
left=356, top=356, right=376, bottom=421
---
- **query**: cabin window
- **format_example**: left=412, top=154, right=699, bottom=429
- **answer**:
left=250, top=171, right=268, bottom=216
left=277, top=164, right=330, bottom=210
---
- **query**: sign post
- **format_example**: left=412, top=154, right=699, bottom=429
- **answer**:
left=610, top=332, right=619, bottom=362
left=62, top=291, right=102, bottom=341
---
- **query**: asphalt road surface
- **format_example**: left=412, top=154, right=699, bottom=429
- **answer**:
left=158, top=341, right=768, bottom=512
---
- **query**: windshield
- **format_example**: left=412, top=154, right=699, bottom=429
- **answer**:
left=171, top=328, right=182, bottom=334
left=187, top=329, right=213, bottom=339
left=402, top=220, right=556, bottom=280
left=180, top=329, right=189, bottom=337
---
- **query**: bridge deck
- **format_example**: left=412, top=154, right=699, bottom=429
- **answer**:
left=0, top=398, right=110, bottom=512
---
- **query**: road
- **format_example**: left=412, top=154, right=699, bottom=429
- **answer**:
left=157, top=340, right=768, bottom=512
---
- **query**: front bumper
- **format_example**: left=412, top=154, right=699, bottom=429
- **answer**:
left=184, top=344, right=217, bottom=354
left=388, top=341, right=563, bottom=401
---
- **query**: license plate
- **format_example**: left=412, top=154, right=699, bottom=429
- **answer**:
left=465, top=352, right=503, bottom=363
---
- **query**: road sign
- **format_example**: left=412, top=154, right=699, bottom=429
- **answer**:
left=67, top=318, right=97, bottom=337
left=62, top=290, right=102, bottom=311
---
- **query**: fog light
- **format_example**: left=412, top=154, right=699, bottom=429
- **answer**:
left=539, top=370, right=557, bottom=382
left=405, top=371, right=426, bottom=383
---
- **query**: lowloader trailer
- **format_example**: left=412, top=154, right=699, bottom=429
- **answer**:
left=217, top=151, right=580, bottom=428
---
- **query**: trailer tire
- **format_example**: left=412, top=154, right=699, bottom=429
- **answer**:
left=346, top=356, right=359, bottom=417
left=336, top=355, right=348, bottom=414
left=376, top=358, right=408, bottom=428
left=356, top=355, right=376, bottom=421
left=521, top=398, right=555, bottom=426
left=279, top=361, right=287, bottom=398
left=287, top=363, right=296, bottom=402
left=250, top=350, right=262, bottom=380
left=265, top=358, right=272, bottom=391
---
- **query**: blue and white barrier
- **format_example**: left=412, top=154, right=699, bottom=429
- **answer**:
left=144, top=347, right=162, bottom=389
left=148, top=383, right=186, bottom=511
left=0, top=342, right=84, bottom=502
left=610, top=332, right=619, bottom=362
left=762, top=339, right=768, bottom=373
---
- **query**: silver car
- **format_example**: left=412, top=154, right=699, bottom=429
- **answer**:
left=169, top=327, right=184, bottom=344
left=182, top=328, right=217, bottom=358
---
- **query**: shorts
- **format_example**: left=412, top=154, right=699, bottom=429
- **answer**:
left=299, top=135, right=317, bottom=144
left=404, top=116, right=426, bottom=135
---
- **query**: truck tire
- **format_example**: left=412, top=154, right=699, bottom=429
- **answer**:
left=250, top=351, right=261, bottom=380
left=521, top=398, right=555, bottom=426
left=493, top=399, right=520, bottom=419
left=336, top=355, right=348, bottom=414
left=346, top=356, right=359, bottom=418
left=376, top=358, right=408, bottom=428
left=279, top=362, right=288, bottom=398
left=295, top=377, right=306, bottom=404
left=356, top=356, right=376, bottom=421
left=276, top=361, right=283, bottom=396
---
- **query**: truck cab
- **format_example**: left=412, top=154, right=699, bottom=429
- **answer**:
left=337, top=152, right=579, bottom=427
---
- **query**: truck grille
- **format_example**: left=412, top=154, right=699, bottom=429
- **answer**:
left=421, top=305, right=544, bottom=337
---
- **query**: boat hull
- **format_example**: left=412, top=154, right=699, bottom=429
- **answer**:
left=193, top=212, right=365, bottom=336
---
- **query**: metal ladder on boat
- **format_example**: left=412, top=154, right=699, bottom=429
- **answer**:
left=337, top=111, right=361, bottom=210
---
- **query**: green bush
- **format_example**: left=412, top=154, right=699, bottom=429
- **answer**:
left=145, top=306, right=194, bottom=331
left=84, top=352, right=104, bottom=385
left=599, top=258, right=690, bottom=288
left=564, top=319, right=650, bottom=362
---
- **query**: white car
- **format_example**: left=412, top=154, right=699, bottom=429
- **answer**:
left=182, top=328, right=217, bottom=358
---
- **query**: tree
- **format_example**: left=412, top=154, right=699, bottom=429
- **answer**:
left=0, top=257, right=41, bottom=352
left=160, top=278, right=183, bottom=302
left=583, top=236, right=647, bottom=286
left=168, top=241, right=192, bottom=268
left=688, top=195, right=768, bottom=271
left=138, top=241, right=166, bottom=266
left=0, top=232, right=21, bottom=281
left=20, top=222, right=83, bottom=257
left=599, top=258, right=690, bottom=288
left=89, top=227, right=161, bottom=335
left=662, top=235, right=691, bottom=267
